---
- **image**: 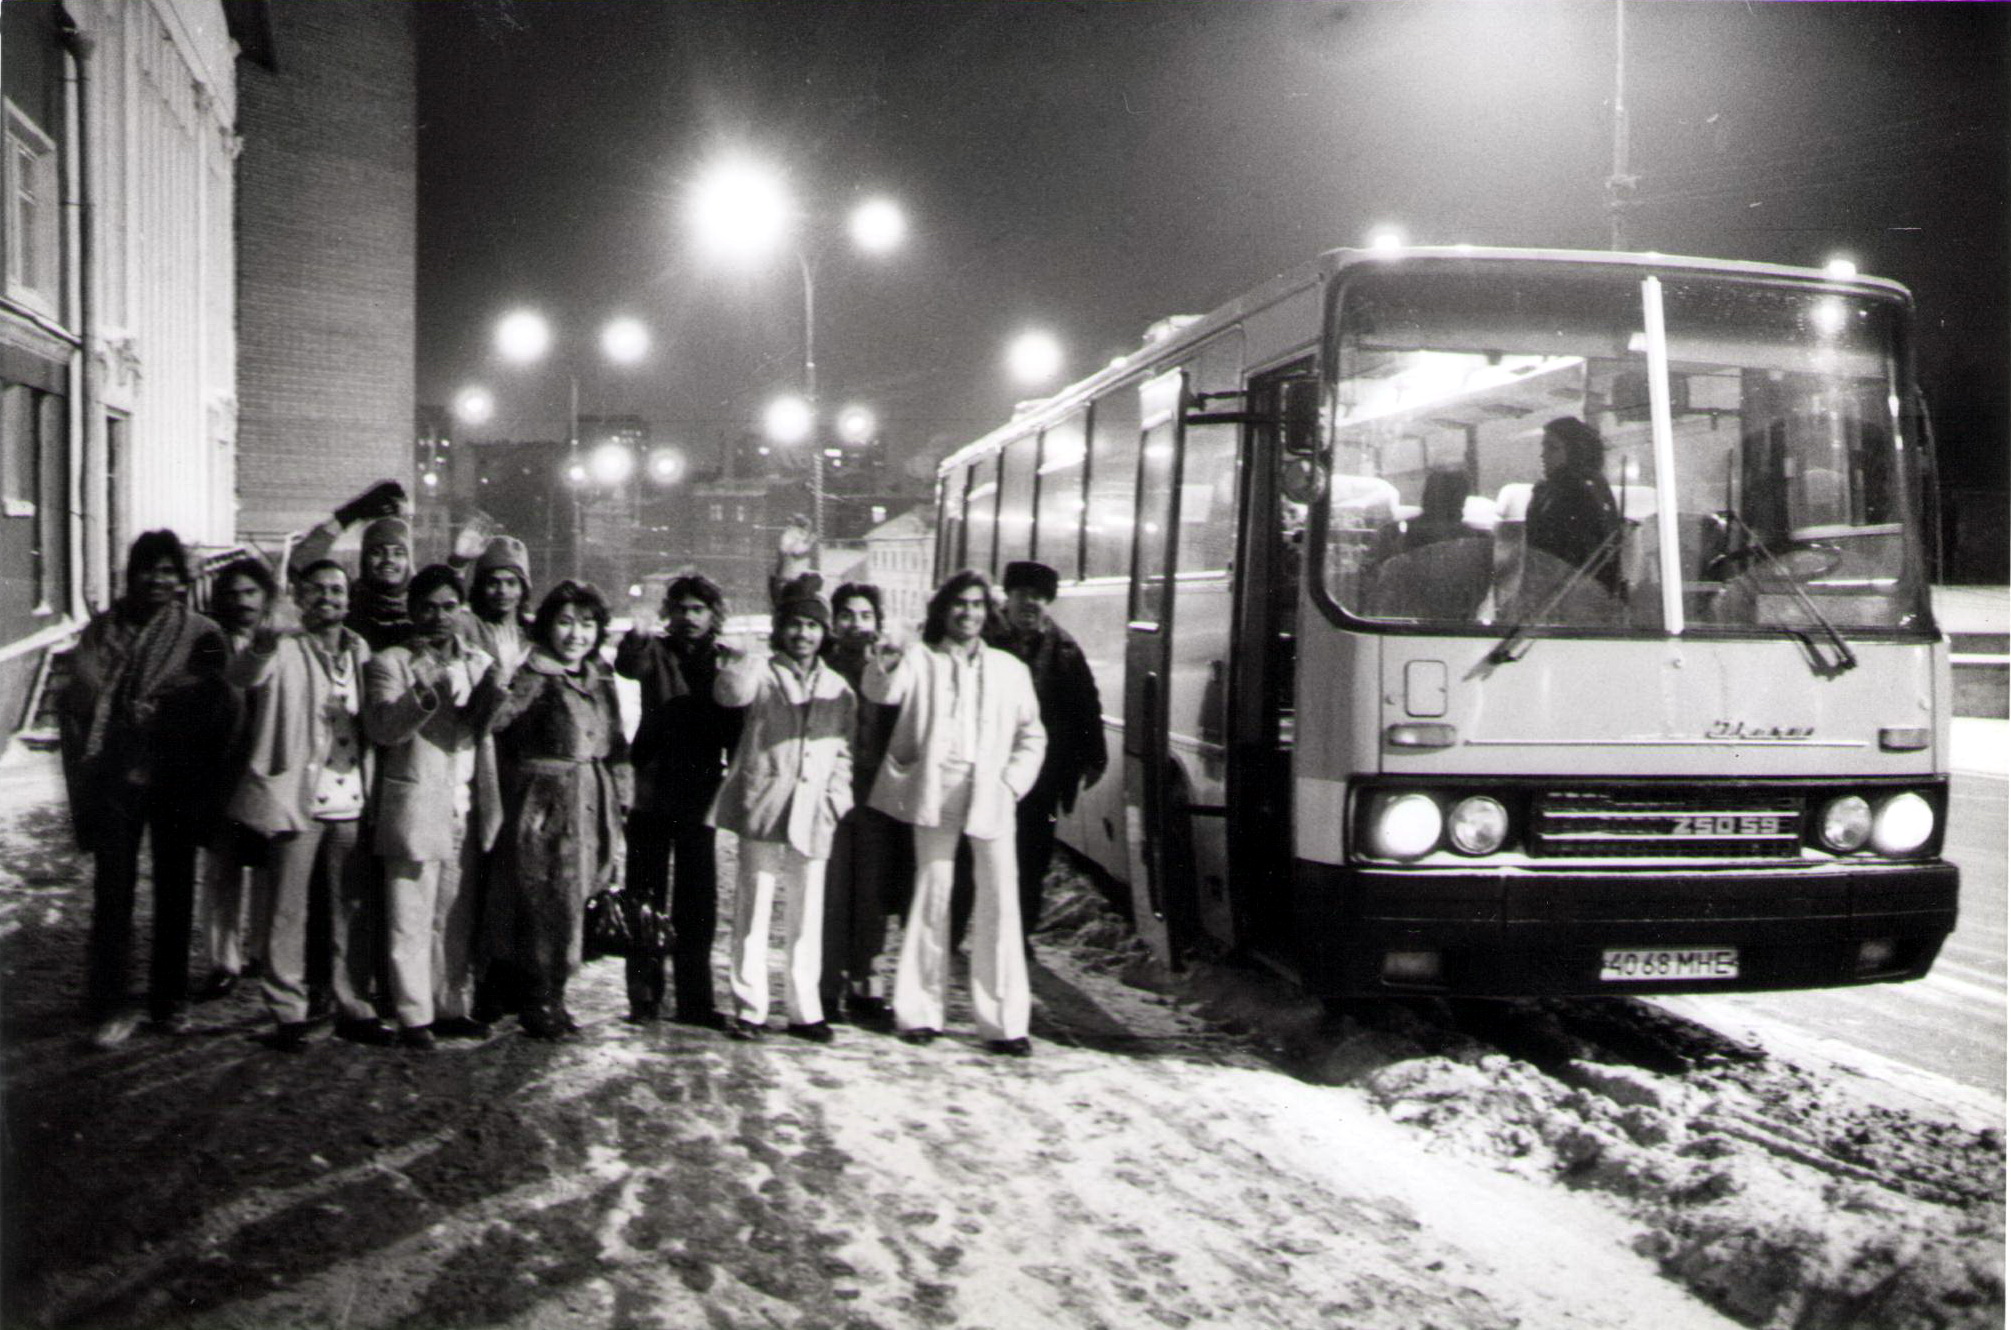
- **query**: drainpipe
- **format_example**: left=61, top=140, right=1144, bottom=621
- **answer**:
left=58, top=21, right=100, bottom=615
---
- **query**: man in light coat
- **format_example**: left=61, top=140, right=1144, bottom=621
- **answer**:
left=708, top=587, right=857, bottom=1042
left=865, top=570, right=1046, bottom=1056
left=226, top=560, right=392, bottom=1051
left=362, top=565, right=505, bottom=1050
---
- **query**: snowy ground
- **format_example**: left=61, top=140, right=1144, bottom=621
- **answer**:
left=1, top=746, right=2001, bottom=1329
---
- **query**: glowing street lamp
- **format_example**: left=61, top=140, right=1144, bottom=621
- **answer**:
left=689, top=155, right=907, bottom=545
left=688, top=156, right=795, bottom=266
left=601, top=316, right=650, bottom=365
left=646, top=447, right=688, bottom=486
left=765, top=394, right=814, bottom=447
left=1006, top=329, right=1064, bottom=386
left=496, top=308, right=552, bottom=364
left=453, top=386, right=494, bottom=427
left=849, top=197, right=907, bottom=255
left=836, top=403, right=877, bottom=445
left=590, top=440, right=636, bottom=486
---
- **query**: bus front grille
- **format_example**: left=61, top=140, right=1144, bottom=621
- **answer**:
left=1530, top=791, right=1804, bottom=858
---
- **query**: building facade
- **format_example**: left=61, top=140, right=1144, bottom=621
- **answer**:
left=0, top=0, right=416, bottom=745
left=233, top=1, right=415, bottom=549
left=0, top=0, right=243, bottom=735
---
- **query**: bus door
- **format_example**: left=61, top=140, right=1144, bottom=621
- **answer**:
left=1122, top=369, right=1188, bottom=965
left=1225, top=362, right=1317, bottom=955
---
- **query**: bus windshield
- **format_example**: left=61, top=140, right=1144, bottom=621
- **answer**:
left=1319, top=263, right=1931, bottom=637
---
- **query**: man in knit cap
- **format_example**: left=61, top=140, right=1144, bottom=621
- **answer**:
left=466, top=534, right=534, bottom=684
left=285, top=480, right=414, bottom=651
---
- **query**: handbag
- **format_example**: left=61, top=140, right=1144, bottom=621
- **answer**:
left=583, top=886, right=634, bottom=960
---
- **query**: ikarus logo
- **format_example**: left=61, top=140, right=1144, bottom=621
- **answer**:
left=1706, top=720, right=1815, bottom=741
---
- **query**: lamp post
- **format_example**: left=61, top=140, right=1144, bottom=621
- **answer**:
left=489, top=308, right=651, bottom=584
left=688, top=155, right=904, bottom=549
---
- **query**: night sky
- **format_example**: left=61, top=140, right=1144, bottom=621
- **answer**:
left=415, top=1, right=2008, bottom=491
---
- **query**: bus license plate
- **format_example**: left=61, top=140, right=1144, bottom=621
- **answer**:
left=1599, top=947, right=1739, bottom=982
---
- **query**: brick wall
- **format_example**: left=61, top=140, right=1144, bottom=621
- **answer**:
left=234, top=5, right=416, bottom=549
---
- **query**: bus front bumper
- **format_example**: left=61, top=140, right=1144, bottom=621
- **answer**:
left=1292, top=859, right=1959, bottom=997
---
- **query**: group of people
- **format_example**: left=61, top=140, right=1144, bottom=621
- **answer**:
left=58, top=481, right=1107, bottom=1061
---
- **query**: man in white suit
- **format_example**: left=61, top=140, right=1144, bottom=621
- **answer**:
left=864, top=570, right=1046, bottom=1056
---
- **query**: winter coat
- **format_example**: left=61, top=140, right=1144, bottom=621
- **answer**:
left=362, top=640, right=505, bottom=862
left=1526, top=469, right=1623, bottom=593
left=863, top=641, right=1046, bottom=841
left=999, top=620, right=1107, bottom=812
left=706, top=653, right=857, bottom=859
left=826, top=636, right=900, bottom=799
left=614, top=630, right=741, bottom=819
left=483, top=650, right=632, bottom=964
left=58, top=600, right=231, bottom=849
left=222, top=629, right=375, bottom=838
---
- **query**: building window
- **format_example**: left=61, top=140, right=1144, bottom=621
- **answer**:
left=5, top=100, right=59, bottom=317
left=709, top=503, right=724, bottom=523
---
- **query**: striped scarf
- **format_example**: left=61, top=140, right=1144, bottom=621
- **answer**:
left=83, top=600, right=207, bottom=770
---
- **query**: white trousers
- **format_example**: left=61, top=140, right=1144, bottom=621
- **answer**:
left=894, top=770, right=1030, bottom=1041
left=728, top=838, right=828, bottom=1026
left=200, top=846, right=271, bottom=976
left=384, top=824, right=480, bottom=1029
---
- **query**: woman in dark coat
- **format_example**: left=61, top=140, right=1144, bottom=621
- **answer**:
left=1525, top=415, right=1624, bottom=595
left=483, top=581, right=630, bottom=1038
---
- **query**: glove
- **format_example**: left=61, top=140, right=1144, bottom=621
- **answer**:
left=334, top=479, right=408, bottom=527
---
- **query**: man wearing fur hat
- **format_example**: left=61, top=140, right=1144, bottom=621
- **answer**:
left=997, top=560, right=1106, bottom=948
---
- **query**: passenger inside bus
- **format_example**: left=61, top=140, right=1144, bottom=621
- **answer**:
left=1366, top=469, right=1492, bottom=620
left=1524, top=416, right=1624, bottom=595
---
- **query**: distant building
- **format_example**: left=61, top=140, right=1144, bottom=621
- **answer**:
left=858, top=507, right=937, bottom=630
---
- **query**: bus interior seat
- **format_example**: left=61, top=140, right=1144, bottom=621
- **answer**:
left=1366, top=537, right=1493, bottom=621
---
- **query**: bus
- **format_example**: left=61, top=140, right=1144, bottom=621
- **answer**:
left=934, top=246, right=1957, bottom=998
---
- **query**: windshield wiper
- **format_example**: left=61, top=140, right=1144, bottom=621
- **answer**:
left=1484, top=523, right=1629, bottom=666
left=1719, top=511, right=1858, bottom=677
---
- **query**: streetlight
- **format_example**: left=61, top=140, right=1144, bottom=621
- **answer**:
left=688, top=156, right=906, bottom=547
left=453, top=386, right=494, bottom=427
left=491, top=308, right=651, bottom=587
left=1006, top=329, right=1064, bottom=386
left=836, top=403, right=877, bottom=446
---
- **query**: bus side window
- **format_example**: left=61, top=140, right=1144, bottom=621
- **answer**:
left=937, top=463, right=970, bottom=578
left=965, top=454, right=1000, bottom=575
left=996, top=433, right=1037, bottom=566
left=1084, top=386, right=1142, bottom=579
left=1034, top=410, right=1087, bottom=582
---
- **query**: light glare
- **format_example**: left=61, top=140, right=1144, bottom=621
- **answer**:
left=1369, top=228, right=1405, bottom=253
left=453, top=386, right=494, bottom=426
left=590, top=441, right=635, bottom=486
left=1006, top=329, right=1064, bottom=385
left=689, top=156, right=794, bottom=264
left=496, top=309, right=551, bottom=364
left=837, top=404, right=877, bottom=444
left=601, top=316, right=650, bottom=365
left=850, top=197, right=907, bottom=254
left=765, top=394, right=814, bottom=445
left=1824, top=256, right=1859, bottom=279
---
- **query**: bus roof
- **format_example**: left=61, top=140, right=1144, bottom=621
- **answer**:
left=937, top=245, right=1914, bottom=476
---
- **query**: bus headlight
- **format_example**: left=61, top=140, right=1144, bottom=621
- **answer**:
left=1818, top=795, right=1872, bottom=853
left=1446, top=796, right=1509, bottom=855
left=1368, top=793, right=1442, bottom=860
left=1871, top=791, right=1934, bottom=856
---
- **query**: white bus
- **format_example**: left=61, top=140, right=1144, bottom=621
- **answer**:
left=936, top=246, right=1956, bottom=997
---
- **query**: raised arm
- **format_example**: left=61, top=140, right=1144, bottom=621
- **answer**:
left=362, top=652, right=436, bottom=747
